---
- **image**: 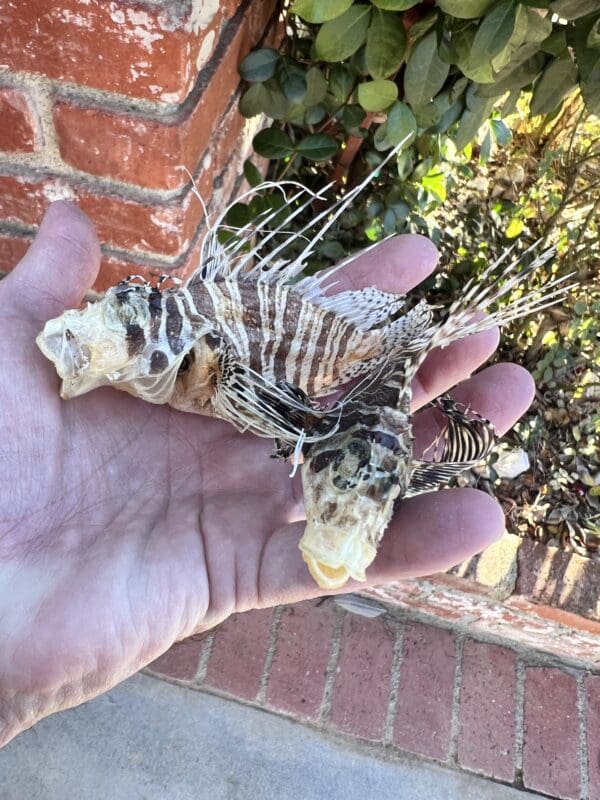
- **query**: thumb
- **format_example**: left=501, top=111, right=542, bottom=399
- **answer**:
left=2, top=200, right=101, bottom=323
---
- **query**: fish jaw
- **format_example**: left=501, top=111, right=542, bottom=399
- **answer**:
left=299, top=522, right=378, bottom=590
left=36, top=303, right=135, bottom=399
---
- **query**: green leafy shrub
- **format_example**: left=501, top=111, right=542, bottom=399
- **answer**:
left=237, top=0, right=599, bottom=255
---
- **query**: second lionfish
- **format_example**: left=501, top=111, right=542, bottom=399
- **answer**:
left=36, top=152, right=573, bottom=589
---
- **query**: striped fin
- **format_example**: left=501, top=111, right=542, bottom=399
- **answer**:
left=211, top=346, right=340, bottom=444
left=406, top=396, right=496, bottom=497
left=310, top=287, right=406, bottom=330
left=193, top=139, right=412, bottom=286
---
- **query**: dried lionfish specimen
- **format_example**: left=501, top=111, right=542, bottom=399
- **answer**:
left=36, top=150, right=573, bottom=589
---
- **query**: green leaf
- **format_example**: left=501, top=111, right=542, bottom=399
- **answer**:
left=243, top=160, right=263, bottom=187
left=490, top=118, right=512, bottom=147
left=291, top=0, right=353, bottom=23
left=434, top=97, right=465, bottom=133
left=240, top=81, right=290, bottom=119
left=371, top=0, right=418, bottom=9
left=454, top=95, right=495, bottom=149
left=475, top=51, right=547, bottom=96
left=524, top=8, right=553, bottom=43
left=421, top=169, right=447, bottom=202
left=406, top=11, right=437, bottom=40
left=277, top=58, right=307, bottom=102
left=239, top=84, right=265, bottom=118
left=506, top=217, right=524, bottom=238
left=479, top=127, right=492, bottom=163
left=225, top=202, right=252, bottom=228
left=239, top=49, right=280, bottom=82
left=571, top=15, right=600, bottom=84
left=530, top=57, right=579, bottom=115
left=435, top=0, right=495, bottom=19
left=470, top=2, right=518, bottom=66
left=580, top=80, right=600, bottom=114
left=296, top=133, right=339, bottom=161
left=587, top=18, right=600, bottom=49
left=304, top=67, right=328, bottom=105
left=336, top=104, right=366, bottom=134
left=304, top=104, right=327, bottom=124
left=315, top=6, right=371, bottom=62
left=541, top=30, right=568, bottom=57
left=549, top=0, right=599, bottom=19
left=404, top=31, right=450, bottom=108
left=358, top=78, right=398, bottom=111
left=366, top=9, right=407, bottom=79
left=252, top=128, right=295, bottom=159
left=329, top=64, right=355, bottom=103
left=373, top=100, right=417, bottom=150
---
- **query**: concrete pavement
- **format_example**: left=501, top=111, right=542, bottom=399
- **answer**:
left=0, top=673, right=546, bottom=800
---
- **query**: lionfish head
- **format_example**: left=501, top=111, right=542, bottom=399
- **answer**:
left=36, top=279, right=208, bottom=403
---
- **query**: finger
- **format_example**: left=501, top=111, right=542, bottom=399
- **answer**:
left=2, top=201, right=101, bottom=323
left=326, top=234, right=439, bottom=294
left=366, top=488, right=504, bottom=583
left=411, top=324, right=500, bottom=412
left=412, top=362, right=535, bottom=456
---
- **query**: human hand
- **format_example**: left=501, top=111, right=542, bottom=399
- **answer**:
left=0, top=201, right=533, bottom=746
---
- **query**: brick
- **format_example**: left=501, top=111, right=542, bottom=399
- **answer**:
left=203, top=609, right=272, bottom=700
left=523, top=667, right=580, bottom=799
left=0, top=232, right=30, bottom=271
left=0, top=89, right=38, bottom=152
left=393, top=622, right=456, bottom=761
left=266, top=600, right=336, bottom=720
left=0, top=1, right=242, bottom=103
left=457, top=640, right=517, bottom=781
left=330, top=615, right=395, bottom=741
left=53, top=0, right=278, bottom=190
left=0, top=102, right=252, bottom=267
left=585, top=675, right=600, bottom=800
left=147, top=635, right=206, bottom=681
left=516, top=538, right=600, bottom=622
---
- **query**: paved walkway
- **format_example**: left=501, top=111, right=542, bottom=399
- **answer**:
left=1, top=673, right=545, bottom=800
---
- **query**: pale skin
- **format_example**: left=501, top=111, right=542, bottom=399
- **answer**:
left=0, top=201, right=534, bottom=747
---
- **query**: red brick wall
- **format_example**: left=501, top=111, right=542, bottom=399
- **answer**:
left=0, top=0, right=277, bottom=290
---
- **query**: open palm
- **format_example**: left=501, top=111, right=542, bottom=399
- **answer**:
left=0, top=202, right=533, bottom=747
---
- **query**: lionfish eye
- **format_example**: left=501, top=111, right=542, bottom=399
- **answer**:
left=178, top=352, right=194, bottom=375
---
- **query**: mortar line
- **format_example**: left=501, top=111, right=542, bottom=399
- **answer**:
left=514, top=656, right=526, bottom=787
left=256, top=604, right=283, bottom=706
left=447, top=632, right=465, bottom=766
left=193, top=630, right=216, bottom=684
left=318, top=605, right=345, bottom=725
left=384, top=619, right=405, bottom=744
left=577, top=671, right=590, bottom=800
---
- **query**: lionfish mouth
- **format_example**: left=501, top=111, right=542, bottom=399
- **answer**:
left=298, top=523, right=377, bottom=590
left=36, top=323, right=90, bottom=381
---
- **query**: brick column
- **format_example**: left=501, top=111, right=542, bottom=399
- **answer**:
left=0, top=0, right=276, bottom=290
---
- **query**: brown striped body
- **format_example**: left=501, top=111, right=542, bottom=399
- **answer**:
left=169, top=276, right=383, bottom=417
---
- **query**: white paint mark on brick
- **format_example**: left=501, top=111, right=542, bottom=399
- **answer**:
left=188, top=0, right=219, bottom=34
left=159, top=91, right=181, bottom=104
left=150, top=209, right=180, bottom=235
left=126, top=9, right=154, bottom=28
left=60, top=9, right=93, bottom=28
left=109, top=8, right=125, bottom=25
left=42, top=180, right=76, bottom=202
left=132, top=27, right=163, bottom=53
left=196, top=30, right=215, bottom=70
